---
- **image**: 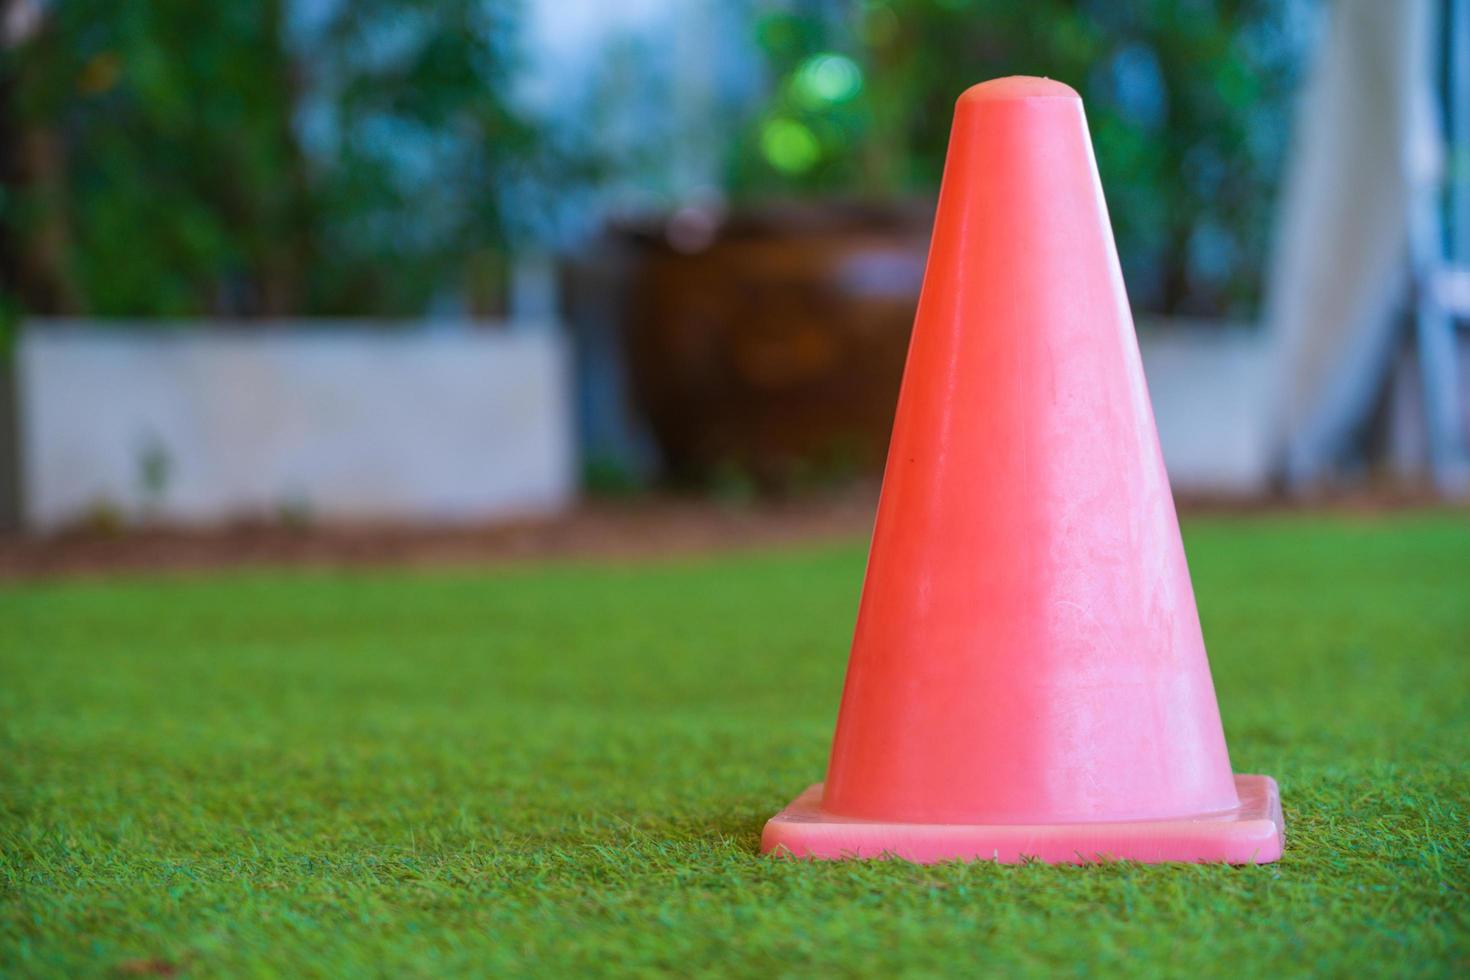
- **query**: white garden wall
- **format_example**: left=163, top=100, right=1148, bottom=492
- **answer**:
left=1136, top=321, right=1273, bottom=496
left=18, top=321, right=575, bottom=529
left=15, top=318, right=1283, bottom=532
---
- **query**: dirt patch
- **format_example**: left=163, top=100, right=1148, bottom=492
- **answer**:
left=0, top=490, right=883, bottom=582
left=2, top=485, right=1457, bottom=583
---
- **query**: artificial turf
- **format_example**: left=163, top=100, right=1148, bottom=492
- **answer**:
left=2, top=512, right=1467, bottom=977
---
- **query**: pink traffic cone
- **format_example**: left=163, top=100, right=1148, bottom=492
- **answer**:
left=761, top=77, right=1283, bottom=864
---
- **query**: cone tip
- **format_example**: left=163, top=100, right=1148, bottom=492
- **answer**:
left=958, top=76, right=1079, bottom=104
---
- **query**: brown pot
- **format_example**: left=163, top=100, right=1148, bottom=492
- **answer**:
left=619, top=201, right=930, bottom=489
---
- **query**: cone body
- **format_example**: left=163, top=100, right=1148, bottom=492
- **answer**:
left=822, top=77, right=1240, bottom=825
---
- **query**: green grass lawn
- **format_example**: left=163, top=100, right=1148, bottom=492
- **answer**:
left=3, top=513, right=1468, bottom=977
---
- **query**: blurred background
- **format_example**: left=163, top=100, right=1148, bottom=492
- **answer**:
left=1, top=0, right=1467, bottom=549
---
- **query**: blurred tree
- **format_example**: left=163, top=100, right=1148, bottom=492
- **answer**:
left=730, top=0, right=1307, bottom=318
left=2, top=0, right=1306, bottom=321
left=301, top=0, right=544, bottom=316
left=3, top=0, right=543, bottom=318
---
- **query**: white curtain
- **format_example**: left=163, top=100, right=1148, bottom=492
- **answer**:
left=1264, top=0, right=1443, bottom=486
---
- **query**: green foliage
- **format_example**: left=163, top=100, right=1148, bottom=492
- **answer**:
left=8, top=0, right=540, bottom=317
left=3, top=513, right=1468, bottom=975
left=300, top=0, right=542, bottom=316
left=13, top=2, right=302, bottom=315
left=7, top=1, right=1302, bottom=320
left=733, top=0, right=1304, bottom=317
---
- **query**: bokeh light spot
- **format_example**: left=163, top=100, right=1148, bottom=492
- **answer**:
left=794, top=53, right=863, bottom=106
left=761, top=118, right=821, bottom=174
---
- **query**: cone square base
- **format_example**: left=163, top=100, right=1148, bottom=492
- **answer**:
left=762, top=774, right=1283, bottom=865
